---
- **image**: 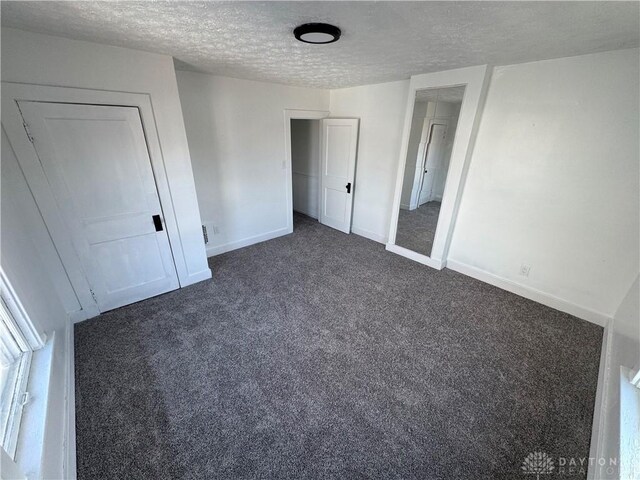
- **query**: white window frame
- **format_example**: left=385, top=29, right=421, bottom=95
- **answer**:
left=0, top=269, right=44, bottom=351
left=0, top=301, right=32, bottom=459
left=0, top=268, right=45, bottom=460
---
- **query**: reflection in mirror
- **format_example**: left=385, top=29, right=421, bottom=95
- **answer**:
left=395, top=85, right=464, bottom=257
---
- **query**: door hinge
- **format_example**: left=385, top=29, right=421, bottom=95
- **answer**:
left=22, top=122, right=34, bottom=143
left=202, top=225, right=209, bottom=244
left=89, top=288, right=98, bottom=304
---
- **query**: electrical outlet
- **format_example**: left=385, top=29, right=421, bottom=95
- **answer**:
left=519, top=264, right=531, bottom=277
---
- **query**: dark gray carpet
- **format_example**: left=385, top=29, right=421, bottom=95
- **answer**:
left=75, top=213, right=602, bottom=480
left=396, top=201, right=441, bottom=256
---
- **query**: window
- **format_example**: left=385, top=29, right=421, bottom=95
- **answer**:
left=0, top=267, right=45, bottom=475
left=0, top=298, right=33, bottom=458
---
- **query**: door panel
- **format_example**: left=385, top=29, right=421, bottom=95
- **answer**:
left=45, top=119, right=149, bottom=219
left=319, top=119, right=359, bottom=233
left=18, top=101, right=179, bottom=312
left=324, top=126, right=351, bottom=178
left=92, top=235, right=168, bottom=292
left=324, top=188, right=348, bottom=224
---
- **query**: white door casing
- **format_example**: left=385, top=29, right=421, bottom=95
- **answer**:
left=18, top=101, right=179, bottom=312
left=319, top=118, right=359, bottom=234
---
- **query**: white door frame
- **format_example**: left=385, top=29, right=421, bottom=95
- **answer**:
left=2, top=82, right=188, bottom=321
left=283, top=109, right=330, bottom=233
left=387, top=65, right=492, bottom=270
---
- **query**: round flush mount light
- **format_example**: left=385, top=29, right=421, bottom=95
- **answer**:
left=294, top=23, right=341, bottom=44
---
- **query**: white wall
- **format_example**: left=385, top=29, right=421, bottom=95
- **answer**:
left=613, top=278, right=640, bottom=351
left=449, top=48, right=639, bottom=320
left=1, top=128, right=71, bottom=479
left=1, top=129, right=79, bottom=324
left=175, top=71, right=329, bottom=255
left=329, top=80, right=410, bottom=243
left=291, top=119, right=320, bottom=219
left=1, top=28, right=210, bottom=297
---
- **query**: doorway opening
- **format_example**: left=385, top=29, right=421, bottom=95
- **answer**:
left=290, top=118, right=321, bottom=227
left=284, top=110, right=359, bottom=235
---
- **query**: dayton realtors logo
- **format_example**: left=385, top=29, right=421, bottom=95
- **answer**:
left=522, top=452, right=555, bottom=479
left=521, top=451, right=618, bottom=477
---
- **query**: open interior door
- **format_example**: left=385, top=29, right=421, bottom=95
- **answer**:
left=319, top=118, right=359, bottom=233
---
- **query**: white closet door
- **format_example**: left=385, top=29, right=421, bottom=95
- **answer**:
left=18, top=102, right=179, bottom=312
left=319, top=118, right=359, bottom=233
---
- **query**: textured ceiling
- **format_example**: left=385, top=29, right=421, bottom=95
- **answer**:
left=2, top=1, right=638, bottom=89
left=416, top=86, right=465, bottom=104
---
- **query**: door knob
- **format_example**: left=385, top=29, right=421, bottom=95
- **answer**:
left=346, top=182, right=352, bottom=194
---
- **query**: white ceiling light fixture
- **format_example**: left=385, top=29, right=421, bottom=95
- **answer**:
left=294, top=23, right=341, bottom=44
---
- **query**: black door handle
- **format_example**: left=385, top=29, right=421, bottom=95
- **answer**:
left=346, top=182, right=351, bottom=194
left=152, top=214, right=163, bottom=232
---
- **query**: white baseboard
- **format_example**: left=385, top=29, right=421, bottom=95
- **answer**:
left=446, top=259, right=611, bottom=327
left=63, top=320, right=77, bottom=480
left=206, top=227, right=290, bottom=257
left=587, top=318, right=613, bottom=480
left=352, top=226, right=387, bottom=244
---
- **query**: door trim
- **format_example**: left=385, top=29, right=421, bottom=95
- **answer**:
left=284, top=109, right=330, bottom=234
left=2, top=82, right=188, bottom=321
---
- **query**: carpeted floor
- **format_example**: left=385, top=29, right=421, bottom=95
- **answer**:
left=75, top=213, right=602, bottom=480
left=396, top=201, right=441, bottom=256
